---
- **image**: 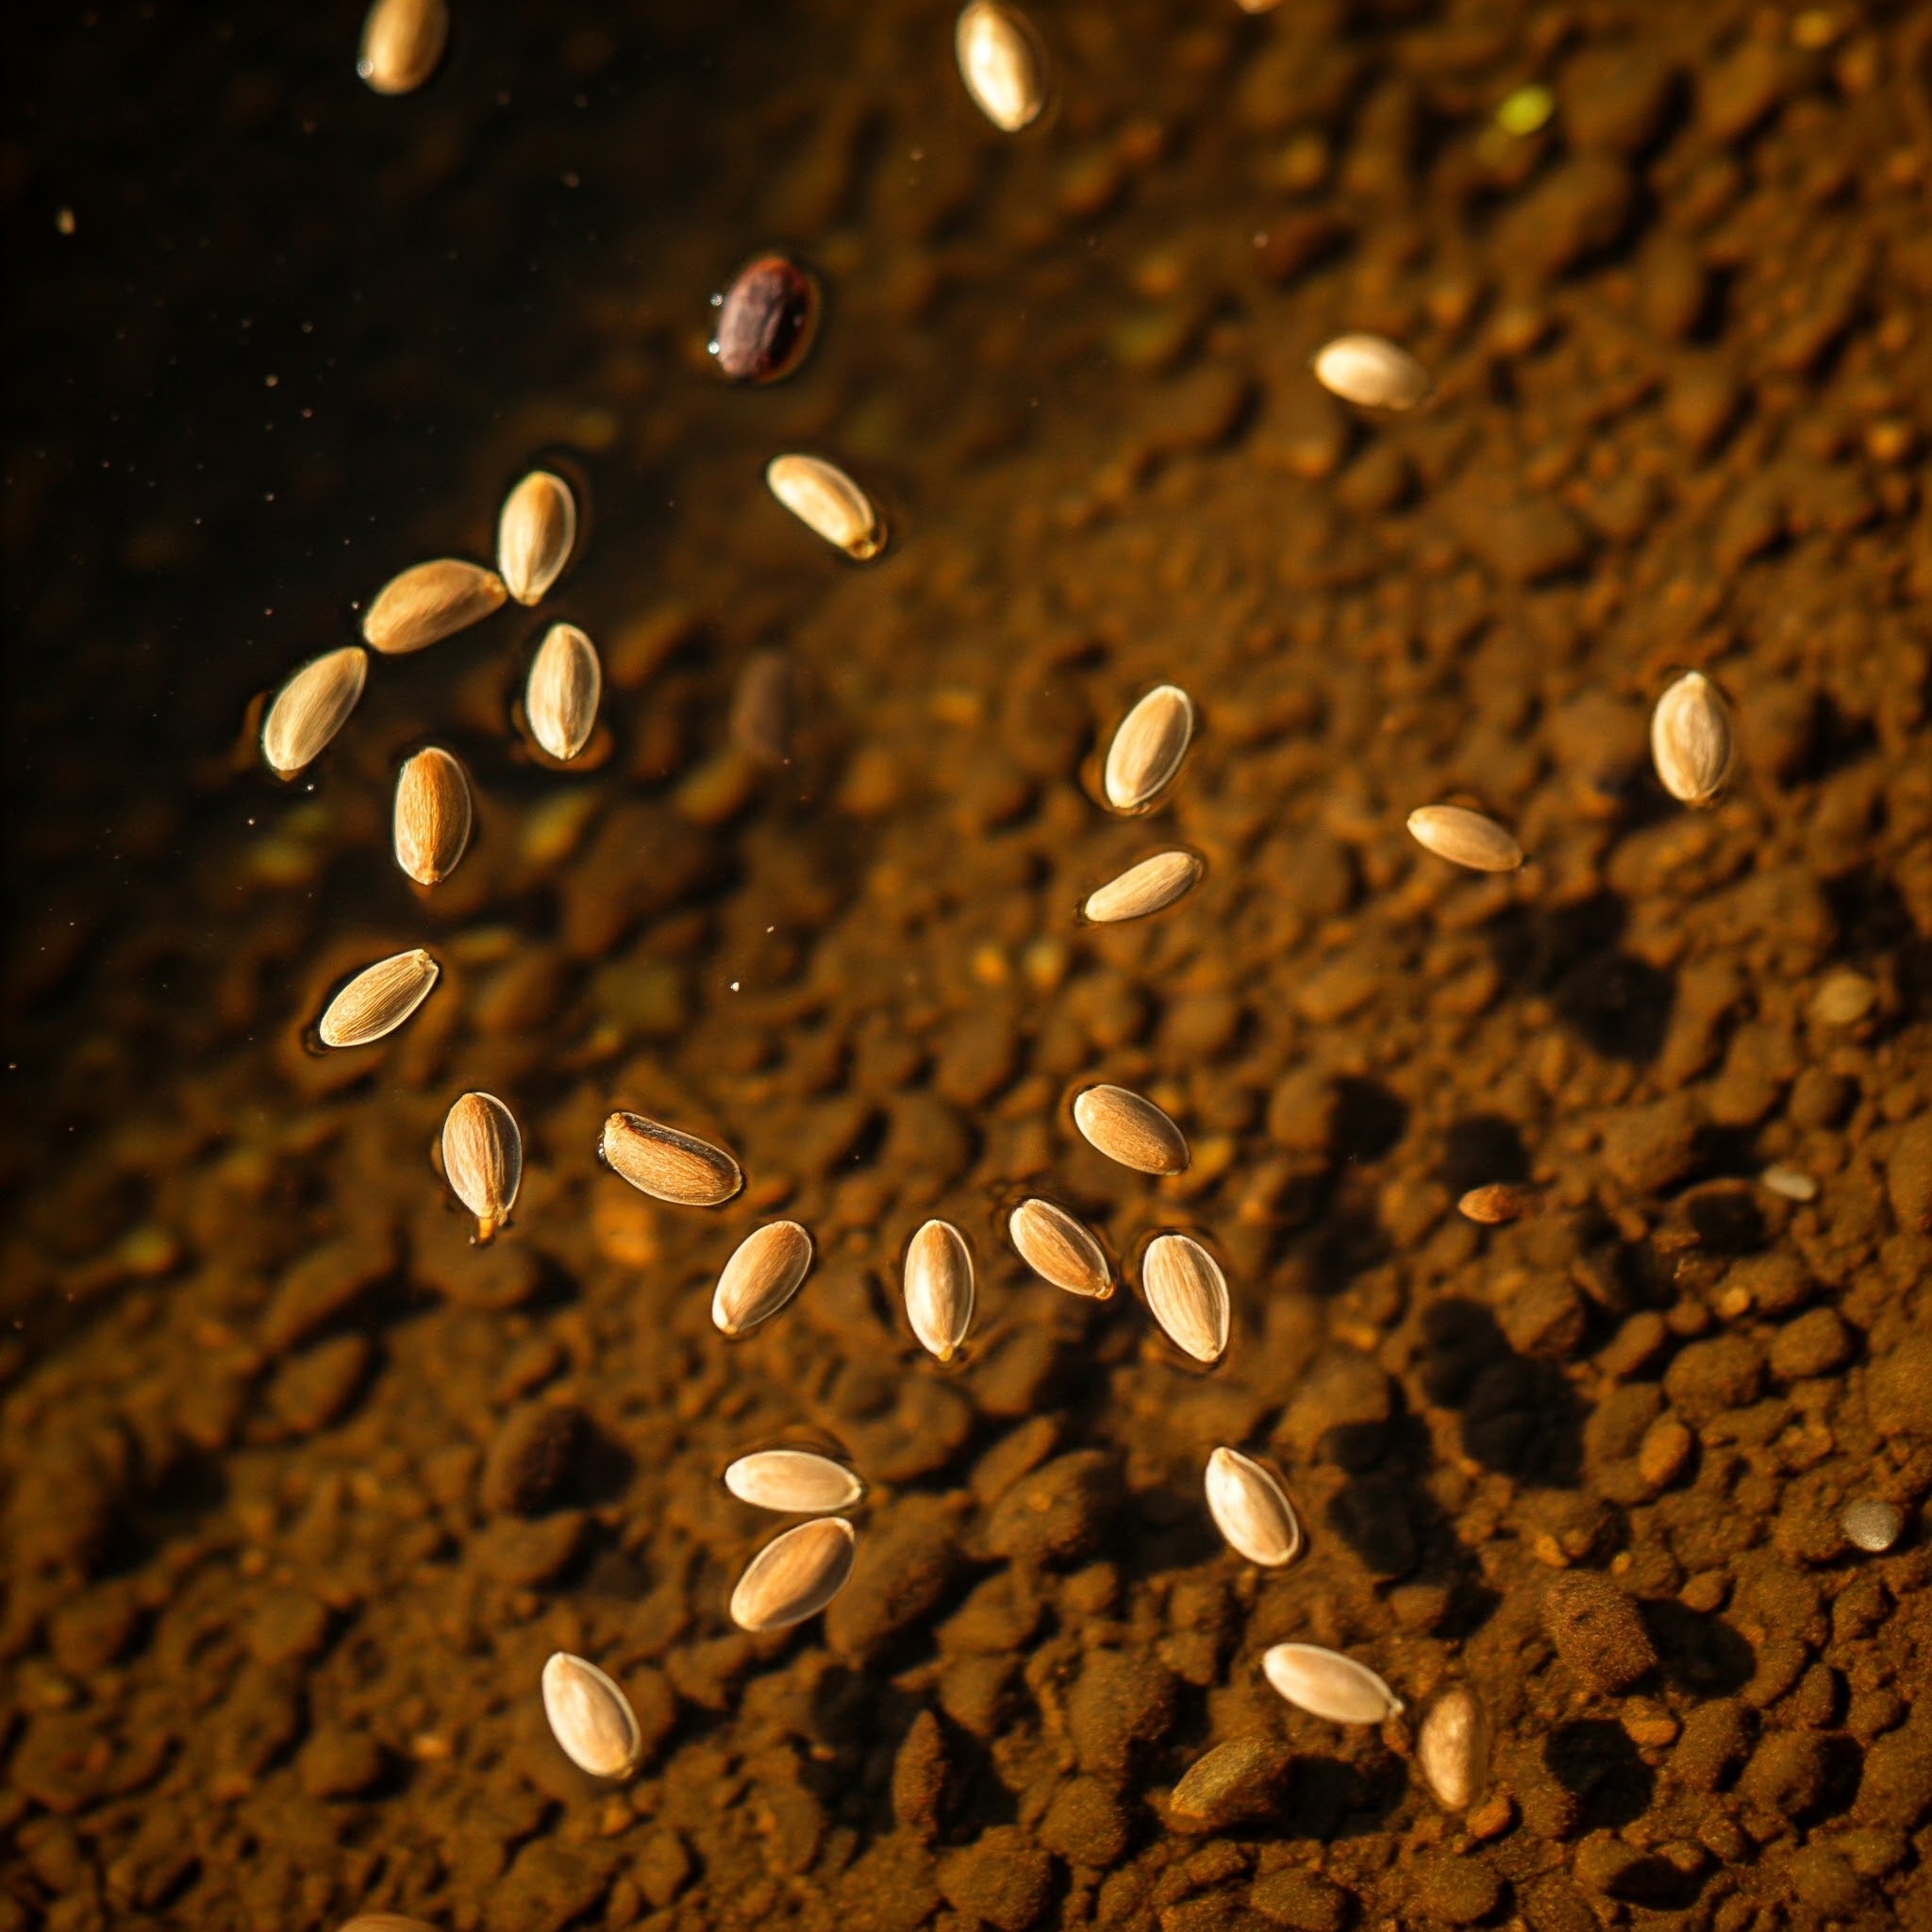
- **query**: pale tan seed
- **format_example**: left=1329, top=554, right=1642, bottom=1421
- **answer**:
left=1650, top=670, right=1734, bottom=807
left=1103, top=685, right=1195, bottom=813
left=261, top=646, right=368, bottom=778
left=392, top=746, right=473, bottom=884
left=498, top=470, right=577, bottom=605
left=317, top=949, right=440, bottom=1048
left=362, top=558, right=507, bottom=654
left=1416, top=1683, right=1491, bottom=1812
left=1141, top=1233, right=1230, bottom=1363
left=1311, top=333, right=1433, bottom=410
left=338, top=1918, right=441, bottom=1932
left=1406, top=805, right=1524, bottom=874
left=1204, top=1448, right=1302, bottom=1567
left=1008, top=1198, right=1112, bottom=1299
left=358, top=0, right=448, bottom=94
left=525, top=623, right=602, bottom=761
left=1457, top=1182, right=1535, bottom=1225
left=541, top=1652, right=643, bottom=1780
left=729, top=1517, right=858, bottom=1632
left=1083, top=849, right=1202, bottom=924
left=713, top=1221, right=813, bottom=1336
left=1262, top=1642, right=1404, bottom=1724
left=904, top=1219, right=974, bottom=1361
left=765, top=455, right=884, bottom=559
left=1073, top=1085, right=1188, bottom=1175
left=724, top=1450, right=864, bottom=1515
left=600, top=1110, right=742, bottom=1207
left=955, top=1, right=1048, bottom=132
left=441, top=1091, right=521, bottom=1241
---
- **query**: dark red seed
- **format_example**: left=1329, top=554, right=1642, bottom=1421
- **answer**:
left=711, top=255, right=819, bottom=384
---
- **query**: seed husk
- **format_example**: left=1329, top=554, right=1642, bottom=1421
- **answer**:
left=765, top=455, right=884, bottom=560
left=1073, top=1084, right=1189, bottom=1175
left=1008, top=1197, right=1112, bottom=1299
left=392, top=746, right=473, bottom=885
left=357, top=0, right=448, bottom=95
left=713, top=1221, right=814, bottom=1335
left=1204, top=1447, right=1302, bottom=1567
left=1416, top=1682, right=1491, bottom=1812
left=1141, top=1233, right=1230, bottom=1363
left=724, top=1449, right=864, bottom=1515
left=1083, top=849, right=1203, bottom=924
left=497, top=470, right=577, bottom=606
left=729, top=1516, right=858, bottom=1632
left=261, top=645, right=369, bottom=778
left=541, top=1652, right=643, bottom=1780
left=317, top=949, right=440, bottom=1048
left=955, top=1, right=1048, bottom=132
left=1407, top=805, right=1524, bottom=874
left=1840, top=1497, right=1905, bottom=1554
left=1650, top=670, right=1734, bottom=808
left=903, top=1218, right=975, bottom=1361
left=441, top=1091, right=521, bottom=1241
left=1103, top=684, right=1196, bottom=813
left=711, top=255, right=820, bottom=384
left=600, top=1110, right=743, bottom=1208
left=525, top=623, right=603, bottom=761
left=1457, top=1182, right=1535, bottom=1225
left=363, top=558, right=508, bottom=655
left=1262, top=1642, right=1404, bottom=1725
left=1311, top=333, right=1433, bottom=410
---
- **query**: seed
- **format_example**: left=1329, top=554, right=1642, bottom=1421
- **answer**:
left=1204, top=1447, right=1302, bottom=1567
left=765, top=455, right=884, bottom=560
left=1759, top=1163, right=1818, bottom=1204
left=541, top=1652, right=643, bottom=1780
left=363, top=558, right=508, bottom=655
left=600, top=1110, right=743, bottom=1207
left=497, top=470, right=577, bottom=606
left=724, top=1449, right=864, bottom=1515
left=1073, top=1084, right=1188, bottom=1175
left=1083, top=850, right=1202, bottom=924
left=317, top=949, right=440, bottom=1048
left=1810, top=969, right=1875, bottom=1028
left=358, top=0, right=448, bottom=95
left=903, top=1219, right=975, bottom=1361
left=1103, top=684, right=1196, bottom=813
left=1416, top=1682, right=1491, bottom=1812
left=1457, top=1182, right=1533, bottom=1225
left=1008, top=1197, right=1112, bottom=1299
left=1650, top=670, right=1734, bottom=807
left=441, top=1091, right=521, bottom=1241
left=1141, top=1233, right=1230, bottom=1363
left=525, top=623, right=603, bottom=761
left=1261, top=1643, right=1404, bottom=1725
left=1311, top=333, right=1433, bottom=410
left=729, top=1516, right=858, bottom=1632
left=731, top=650, right=794, bottom=766
left=955, top=1, right=1047, bottom=133
left=1407, top=805, right=1524, bottom=874
left=711, top=255, right=821, bottom=384
left=339, top=1919, right=441, bottom=1932
left=392, top=746, right=473, bottom=884
left=261, top=646, right=369, bottom=777
left=713, top=1221, right=814, bottom=1336
left=1840, top=1497, right=1905, bottom=1554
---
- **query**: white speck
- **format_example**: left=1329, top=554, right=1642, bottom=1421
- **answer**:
left=728, top=981, right=741, bottom=991
left=1760, top=1164, right=1818, bottom=1204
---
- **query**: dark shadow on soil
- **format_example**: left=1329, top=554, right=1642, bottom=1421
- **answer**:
left=1641, top=1599, right=1756, bottom=1696
left=1440, top=1113, right=1530, bottom=1194
left=1546, top=1718, right=1654, bottom=1831
left=1417, top=1299, right=1586, bottom=1488
left=1291, top=1751, right=1409, bottom=1840
left=1483, top=891, right=1675, bottom=1065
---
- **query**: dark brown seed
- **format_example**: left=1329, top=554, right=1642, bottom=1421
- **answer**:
left=711, top=255, right=820, bottom=384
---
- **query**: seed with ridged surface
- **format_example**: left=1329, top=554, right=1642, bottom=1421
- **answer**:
left=1416, top=1683, right=1491, bottom=1812
left=1083, top=850, right=1202, bottom=924
left=1650, top=670, right=1733, bottom=808
left=358, top=0, right=447, bottom=94
left=1407, top=805, right=1523, bottom=874
left=1008, top=1198, right=1112, bottom=1299
left=261, top=646, right=368, bottom=778
left=363, top=558, right=507, bottom=655
left=956, top=1, right=1047, bottom=132
left=904, top=1219, right=974, bottom=1361
left=713, top=1221, right=813, bottom=1335
left=1311, top=333, right=1433, bottom=410
left=724, top=1449, right=864, bottom=1515
left=600, top=1110, right=742, bottom=1207
left=730, top=1517, right=857, bottom=1631
left=497, top=470, right=577, bottom=606
left=525, top=623, right=602, bottom=761
left=1141, top=1233, right=1230, bottom=1363
left=1205, top=1447, right=1302, bottom=1567
left=441, top=1091, right=521, bottom=1241
left=766, top=455, right=884, bottom=560
left=392, top=746, right=473, bottom=885
left=1262, top=1643, right=1404, bottom=1724
left=317, top=949, right=440, bottom=1048
left=1103, top=685, right=1195, bottom=813
left=541, top=1652, right=643, bottom=1780
left=1073, top=1085, right=1188, bottom=1175
left=711, top=255, right=820, bottom=384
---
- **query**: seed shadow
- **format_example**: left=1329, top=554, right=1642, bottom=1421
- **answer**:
left=1439, top=1114, right=1530, bottom=1194
left=1483, top=891, right=1675, bottom=1065
left=1640, top=1599, right=1755, bottom=1697
left=1418, top=1299, right=1586, bottom=1488
left=1285, top=1751, right=1409, bottom=1841
left=1546, top=1719, right=1654, bottom=1831
left=1600, top=1855, right=1711, bottom=1910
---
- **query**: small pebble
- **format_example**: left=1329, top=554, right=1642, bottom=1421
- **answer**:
left=1759, top=1164, right=1818, bottom=1204
left=1840, top=1498, right=1904, bottom=1554
left=1810, top=970, right=1876, bottom=1027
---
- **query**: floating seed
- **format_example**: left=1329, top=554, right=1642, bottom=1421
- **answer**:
left=713, top=1221, right=814, bottom=1336
left=1204, top=1447, right=1302, bottom=1567
left=497, top=470, right=577, bottom=606
left=1073, top=1084, right=1189, bottom=1175
left=1262, top=1642, right=1404, bottom=1725
left=1416, top=1682, right=1491, bottom=1812
left=730, top=1516, right=858, bottom=1631
left=1311, top=333, right=1433, bottom=410
left=765, top=455, right=884, bottom=560
left=1407, top=805, right=1524, bottom=874
left=711, top=255, right=820, bottom=384
left=541, top=1652, right=643, bottom=1780
left=730, top=649, right=795, bottom=766
left=1008, top=1198, right=1112, bottom=1299
left=903, top=1218, right=975, bottom=1361
left=1141, top=1233, right=1230, bottom=1364
left=392, top=746, right=473, bottom=885
left=317, top=949, right=440, bottom=1048
left=441, top=1091, right=521, bottom=1241
left=1083, top=849, right=1202, bottom=924
left=1840, top=1497, right=1904, bottom=1554
left=1103, top=684, right=1195, bottom=813
left=261, top=646, right=368, bottom=777
left=1650, top=670, right=1733, bottom=807
left=600, top=1110, right=742, bottom=1207
left=724, top=1449, right=864, bottom=1515
left=362, top=558, right=507, bottom=655
left=358, top=0, right=448, bottom=94
left=955, top=1, right=1047, bottom=132
left=525, top=623, right=602, bottom=761
left=1457, top=1182, right=1533, bottom=1225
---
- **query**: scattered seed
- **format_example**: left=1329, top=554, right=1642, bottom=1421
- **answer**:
left=441, top=1091, right=521, bottom=1241
left=1496, top=83, right=1556, bottom=137
left=358, top=0, right=448, bottom=94
left=1083, top=849, right=1202, bottom=924
left=525, top=623, right=603, bottom=761
left=497, top=470, right=577, bottom=606
left=729, top=1517, right=858, bottom=1631
left=1759, top=1163, right=1818, bottom=1204
left=1204, top=1447, right=1302, bottom=1567
left=1262, top=1643, right=1404, bottom=1725
left=1650, top=670, right=1734, bottom=808
left=1141, top=1233, right=1230, bottom=1363
left=1407, top=805, right=1524, bottom=874
left=1840, top=1497, right=1905, bottom=1554
left=765, top=455, right=884, bottom=560
left=1073, top=1084, right=1189, bottom=1175
left=1416, top=1683, right=1491, bottom=1812
left=363, top=558, right=507, bottom=655
left=1103, top=684, right=1196, bottom=813
left=724, top=1449, right=864, bottom=1515
left=1457, top=1182, right=1533, bottom=1225
left=339, top=1917, right=441, bottom=1932
left=541, top=1652, right=643, bottom=1780
left=1811, top=969, right=1876, bottom=1027
left=261, top=646, right=368, bottom=778
left=317, top=949, right=440, bottom=1048
left=711, top=255, right=821, bottom=384
left=600, top=1110, right=743, bottom=1207
left=1008, top=1197, right=1112, bottom=1299
left=955, top=1, right=1047, bottom=133
left=903, top=1218, right=975, bottom=1361
left=1311, top=333, right=1433, bottom=410
left=392, top=746, right=473, bottom=885
left=713, top=1221, right=814, bottom=1336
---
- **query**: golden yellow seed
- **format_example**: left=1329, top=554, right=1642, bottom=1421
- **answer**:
left=362, top=558, right=507, bottom=655
left=261, top=647, right=368, bottom=778
left=1083, top=850, right=1203, bottom=923
left=392, top=746, right=473, bottom=885
left=729, top=1518, right=858, bottom=1631
left=712, top=1222, right=814, bottom=1335
left=903, top=1219, right=975, bottom=1361
left=765, top=455, right=884, bottom=559
left=441, top=1091, right=521, bottom=1241
left=525, top=623, right=603, bottom=761
left=1649, top=671, right=1734, bottom=808
left=541, top=1653, right=643, bottom=1780
left=1407, top=805, right=1524, bottom=874
left=1073, top=1085, right=1189, bottom=1174
left=497, top=470, right=577, bottom=605
left=357, top=0, right=448, bottom=95
left=600, top=1110, right=742, bottom=1208
left=1103, top=684, right=1196, bottom=813
left=1311, top=333, right=1433, bottom=410
left=1008, top=1198, right=1112, bottom=1298
left=1141, top=1233, right=1230, bottom=1363
left=317, top=949, right=440, bottom=1048
left=955, top=1, right=1048, bottom=133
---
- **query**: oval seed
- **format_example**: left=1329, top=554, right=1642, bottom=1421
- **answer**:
left=1103, top=684, right=1196, bottom=813
left=392, top=746, right=473, bottom=885
left=1457, top=1182, right=1534, bottom=1225
left=1083, top=850, right=1203, bottom=924
left=765, top=455, right=884, bottom=560
left=1840, top=1497, right=1905, bottom=1554
left=1650, top=670, right=1734, bottom=808
left=1204, top=1447, right=1302, bottom=1568
left=730, top=1517, right=858, bottom=1632
left=441, top=1091, right=521, bottom=1241
left=1407, top=805, right=1524, bottom=874
left=358, top=0, right=448, bottom=95
left=904, top=1219, right=975, bottom=1361
left=525, top=623, right=603, bottom=761
left=955, top=1, right=1047, bottom=133
left=339, top=1918, right=441, bottom=1932
left=1073, top=1084, right=1188, bottom=1175
left=600, top=1110, right=742, bottom=1208
left=1262, top=1643, right=1404, bottom=1725
left=713, top=1221, right=814, bottom=1336
left=362, top=558, right=507, bottom=655
left=1311, top=333, right=1433, bottom=410
left=724, top=1449, right=864, bottom=1515
left=1008, top=1198, right=1112, bottom=1299
left=1416, top=1683, right=1491, bottom=1813
left=497, top=470, right=577, bottom=606
left=317, top=949, right=440, bottom=1049
left=1141, top=1233, right=1230, bottom=1364
left=261, top=646, right=368, bottom=778
left=711, top=255, right=820, bottom=384
left=541, top=1652, right=643, bottom=1780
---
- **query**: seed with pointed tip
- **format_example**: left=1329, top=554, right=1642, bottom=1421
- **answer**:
left=1311, top=333, right=1433, bottom=410
left=1103, top=685, right=1195, bottom=813
left=712, top=256, right=821, bottom=384
left=1205, top=1447, right=1302, bottom=1567
left=1650, top=670, right=1733, bottom=808
left=1073, top=1085, right=1188, bottom=1174
left=713, top=1221, right=813, bottom=1335
left=730, top=1517, right=858, bottom=1631
left=1141, top=1233, right=1230, bottom=1363
left=317, top=949, right=440, bottom=1048
left=956, top=1, right=1047, bottom=132
left=724, top=1450, right=864, bottom=1515
left=392, top=746, right=473, bottom=885
left=766, top=455, right=884, bottom=560
left=261, top=646, right=368, bottom=777
left=525, top=623, right=602, bottom=761
left=600, top=1111, right=742, bottom=1207
left=358, top=0, right=448, bottom=94
left=1083, top=850, right=1202, bottom=924
left=363, top=558, right=507, bottom=655
left=1457, top=1182, right=1532, bottom=1225
left=1008, top=1198, right=1112, bottom=1299
left=904, top=1219, right=975, bottom=1360
left=441, top=1091, right=521, bottom=1241
left=1416, top=1683, right=1491, bottom=1812
left=497, top=471, right=577, bottom=606
left=1407, top=805, right=1524, bottom=874
left=1262, top=1643, right=1404, bottom=1724
left=541, top=1652, right=643, bottom=1780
